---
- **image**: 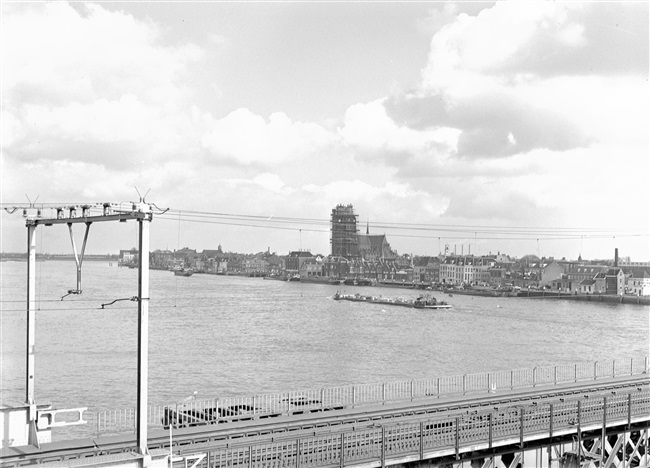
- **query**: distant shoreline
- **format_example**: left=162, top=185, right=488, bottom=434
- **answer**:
left=0, top=255, right=118, bottom=261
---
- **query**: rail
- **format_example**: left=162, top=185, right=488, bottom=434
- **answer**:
left=87, top=356, right=649, bottom=437
left=182, top=389, right=650, bottom=468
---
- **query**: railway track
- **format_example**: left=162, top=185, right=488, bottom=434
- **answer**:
left=2, top=375, right=648, bottom=466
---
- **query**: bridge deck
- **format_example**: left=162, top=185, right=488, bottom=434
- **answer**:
left=2, top=374, right=648, bottom=467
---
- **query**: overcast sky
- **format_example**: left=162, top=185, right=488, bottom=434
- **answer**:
left=2, top=1, right=648, bottom=261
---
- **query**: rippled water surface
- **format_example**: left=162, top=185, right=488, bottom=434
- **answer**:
left=1, top=261, right=648, bottom=413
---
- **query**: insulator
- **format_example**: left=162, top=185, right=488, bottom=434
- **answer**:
left=103, top=203, right=112, bottom=216
left=57, top=208, right=64, bottom=219
left=82, top=205, right=90, bottom=217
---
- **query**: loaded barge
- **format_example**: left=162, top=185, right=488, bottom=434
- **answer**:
left=333, top=291, right=452, bottom=309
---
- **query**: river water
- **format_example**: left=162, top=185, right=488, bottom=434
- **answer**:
left=1, top=260, right=648, bottom=418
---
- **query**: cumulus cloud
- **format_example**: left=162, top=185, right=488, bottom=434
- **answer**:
left=2, top=2, right=204, bottom=168
left=201, top=109, right=335, bottom=166
left=338, top=100, right=458, bottom=168
left=379, top=3, right=647, bottom=161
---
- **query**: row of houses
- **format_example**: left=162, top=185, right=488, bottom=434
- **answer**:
left=118, top=248, right=650, bottom=296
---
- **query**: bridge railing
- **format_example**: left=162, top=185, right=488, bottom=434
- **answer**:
left=173, top=389, right=650, bottom=468
left=88, top=356, right=649, bottom=437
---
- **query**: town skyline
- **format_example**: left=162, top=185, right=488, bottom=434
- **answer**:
left=2, top=2, right=648, bottom=261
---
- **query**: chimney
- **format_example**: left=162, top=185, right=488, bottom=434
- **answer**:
left=614, top=248, right=618, bottom=267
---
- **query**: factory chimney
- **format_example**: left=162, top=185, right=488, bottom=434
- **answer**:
left=614, top=248, right=619, bottom=267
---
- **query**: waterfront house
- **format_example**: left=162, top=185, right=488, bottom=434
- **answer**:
left=539, top=260, right=564, bottom=288
left=323, top=256, right=350, bottom=279
left=285, top=250, right=313, bottom=274
left=243, top=256, right=270, bottom=275
left=440, top=255, right=491, bottom=285
left=119, top=248, right=138, bottom=266
left=593, top=272, right=607, bottom=294
left=566, top=265, right=608, bottom=292
left=413, top=256, right=440, bottom=283
left=300, top=257, right=323, bottom=278
left=579, top=279, right=597, bottom=294
left=605, top=268, right=625, bottom=295
left=626, top=270, right=650, bottom=296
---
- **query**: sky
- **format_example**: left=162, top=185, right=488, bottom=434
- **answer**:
left=1, top=1, right=648, bottom=261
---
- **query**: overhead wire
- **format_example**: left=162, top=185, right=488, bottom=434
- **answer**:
left=157, top=210, right=647, bottom=242
left=159, top=207, right=647, bottom=236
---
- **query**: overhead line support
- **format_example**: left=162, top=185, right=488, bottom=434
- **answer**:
left=21, top=202, right=154, bottom=461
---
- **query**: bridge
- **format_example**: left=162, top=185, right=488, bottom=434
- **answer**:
left=1, top=358, right=649, bottom=468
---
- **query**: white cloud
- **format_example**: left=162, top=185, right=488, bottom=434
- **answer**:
left=338, top=100, right=457, bottom=162
left=201, top=108, right=335, bottom=165
left=2, top=2, right=204, bottom=168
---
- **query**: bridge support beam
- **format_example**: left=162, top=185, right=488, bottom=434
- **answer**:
left=393, top=428, right=649, bottom=468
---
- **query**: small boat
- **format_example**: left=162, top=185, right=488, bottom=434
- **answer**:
left=173, top=268, right=194, bottom=277
left=333, top=291, right=451, bottom=309
left=264, top=274, right=289, bottom=281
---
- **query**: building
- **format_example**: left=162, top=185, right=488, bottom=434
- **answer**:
left=322, top=256, right=350, bottom=279
left=566, top=265, right=608, bottom=292
left=357, top=221, right=397, bottom=261
left=285, top=251, right=313, bottom=274
left=330, top=204, right=359, bottom=259
left=605, top=268, right=625, bottom=295
left=413, top=256, right=440, bottom=283
left=439, top=256, right=491, bottom=285
left=118, top=248, right=138, bottom=266
left=539, top=260, right=565, bottom=288
left=300, top=257, right=324, bottom=278
left=626, top=270, right=650, bottom=296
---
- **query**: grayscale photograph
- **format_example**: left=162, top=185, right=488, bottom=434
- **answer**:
left=1, top=2, right=648, bottom=468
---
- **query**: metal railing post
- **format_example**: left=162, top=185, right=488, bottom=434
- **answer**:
left=381, top=426, right=386, bottom=468
left=454, top=417, right=460, bottom=459
left=548, top=404, right=554, bottom=468
left=296, top=439, right=301, bottom=468
left=601, top=396, right=607, bottom=466
left=627, top=393, right=632, bottom=429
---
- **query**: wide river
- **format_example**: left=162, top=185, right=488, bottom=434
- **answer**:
left=1, top=260, right=648, bottom=422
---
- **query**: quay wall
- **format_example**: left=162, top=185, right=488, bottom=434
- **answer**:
left=516, top=290, right=650, bottom=305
